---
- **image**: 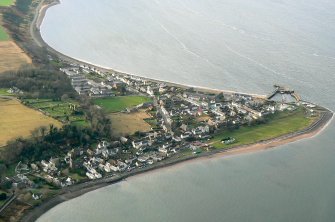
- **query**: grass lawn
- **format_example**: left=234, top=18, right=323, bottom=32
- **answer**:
left=144, top=117, right=158, bottom=127
left=0, top=88, right=13, bottom=96
left=0, top=0, right=15, bottom=6
left=0, top=26, right=9, bottom=41
left=71, top=120, right=90, bottom=128
left=94, top=96, right=152, bottom=113
left=22, top=99, right=88, bottom=127
left=210, top=107, right=317, bottom=149
left=69, top=172, right=86, bottom=181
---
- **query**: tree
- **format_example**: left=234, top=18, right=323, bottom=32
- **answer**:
left=215, top=93, right=225, bottom=102
left=16, top=0, right=33, bottom=13
left=0, top=193, right=7, bottom=201
left=0, top=68, right=76, bottom=100
left=0, top=164, right=7, bottom=179
left=61, top=94, right=69, bottom=101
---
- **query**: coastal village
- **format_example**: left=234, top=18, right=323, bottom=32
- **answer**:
left=3, top=60, right=320, bottom=200
left=0, top=0, right=333, bottom=221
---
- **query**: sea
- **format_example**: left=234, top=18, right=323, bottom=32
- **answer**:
left=38, top=0, right=335, bottom=221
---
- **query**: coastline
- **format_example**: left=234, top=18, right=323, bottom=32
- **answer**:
left=17, top=0, right=334, bottom=221
left=31, top=0, right=267, bottom=99
left=21, top=108, right=333, bottom=222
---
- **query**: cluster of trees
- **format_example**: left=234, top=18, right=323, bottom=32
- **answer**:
left=2, top=0, right=32, bottom=32
left=0, top=193, right=7, bottom=201
left=2, top=10, right=23, bottom=27
left=2, top=125, right=96, bottom=164
left=1, top=111, right=112, bottom=164
left=0, top=68, right=76, bottom=99
left=80, top=96, right=112, bottom=139
left=15, top=0, right=33, bottom=13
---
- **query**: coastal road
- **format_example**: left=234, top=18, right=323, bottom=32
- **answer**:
left=30, top=0, right=45, bottom=47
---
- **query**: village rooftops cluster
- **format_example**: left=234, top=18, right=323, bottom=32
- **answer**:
left=4, top=62, right=306, bottom=190
left=60, top=67, right=114, bottom=97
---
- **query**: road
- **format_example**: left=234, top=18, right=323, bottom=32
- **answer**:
left=0, top=194, right=17, bottom=215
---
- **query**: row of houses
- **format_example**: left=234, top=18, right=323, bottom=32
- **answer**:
left=60, top=67, right=114, bottom=97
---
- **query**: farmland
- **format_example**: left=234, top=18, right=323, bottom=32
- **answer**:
left=0, top=97, right=62, bottom=147
left=0, top=41, right=31, bottom=73
left=0, top=5, right=31, bottom=73
left=94, top=96, right=152, bottom=113
left=110, top=111, right=152, bottom=136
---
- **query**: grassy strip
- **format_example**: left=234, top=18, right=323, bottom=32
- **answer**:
left=0, top=88, right=12, bottom=96
left=210, top=107, right=317, bottom=149
left=0, top=0, right=12, bottom=41
left=94, top=96, right=152, bottom=113
left=0, top=26, right=9, bottom=41
left=144, top=118, right=158, bottom=127
left=0, top=0, right=15, bottom=7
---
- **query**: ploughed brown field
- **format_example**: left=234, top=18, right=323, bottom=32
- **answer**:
left=110, top=111, right=152, bottom=136
left=0, top=97, right=62, bottom=147
left=0, top=41, right=31, bottom=73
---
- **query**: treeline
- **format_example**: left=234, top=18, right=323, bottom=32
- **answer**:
left=0, top=68, right=76, bottom=99
left=2, top=0, right=33, bottom=30
left=1, top=112, right=111, bottom=164
left=16, top=0, right=33, bottom=13
left=2, top=10, right=23, bottom=27
left=2, top=125, right=96, bottom=164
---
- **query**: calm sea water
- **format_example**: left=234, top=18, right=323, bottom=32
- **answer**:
left=39, top=0, right=335, bottom=221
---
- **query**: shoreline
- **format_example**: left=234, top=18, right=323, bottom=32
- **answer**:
left=31, top=0, right=267, bottom=99
left=17, top=0, right=334, bottom=221
left=21, top=109, right=333, bottom=222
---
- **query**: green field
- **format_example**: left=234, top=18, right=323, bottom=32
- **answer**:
left=94, top=96, right=152, bottom=113
left=0, top=88, right=13, bottom=96
left=211, top=107, right=317, bottom=149
left=0, top=0, right=15, bottom=6
left=23, top=99, right=89, bottom=127
left=0, top=26, right=9, bottom=41
left=0, top=0, right=14, bottom=41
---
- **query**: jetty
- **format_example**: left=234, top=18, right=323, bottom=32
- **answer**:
left=267, top=85, right=301, bottom=102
